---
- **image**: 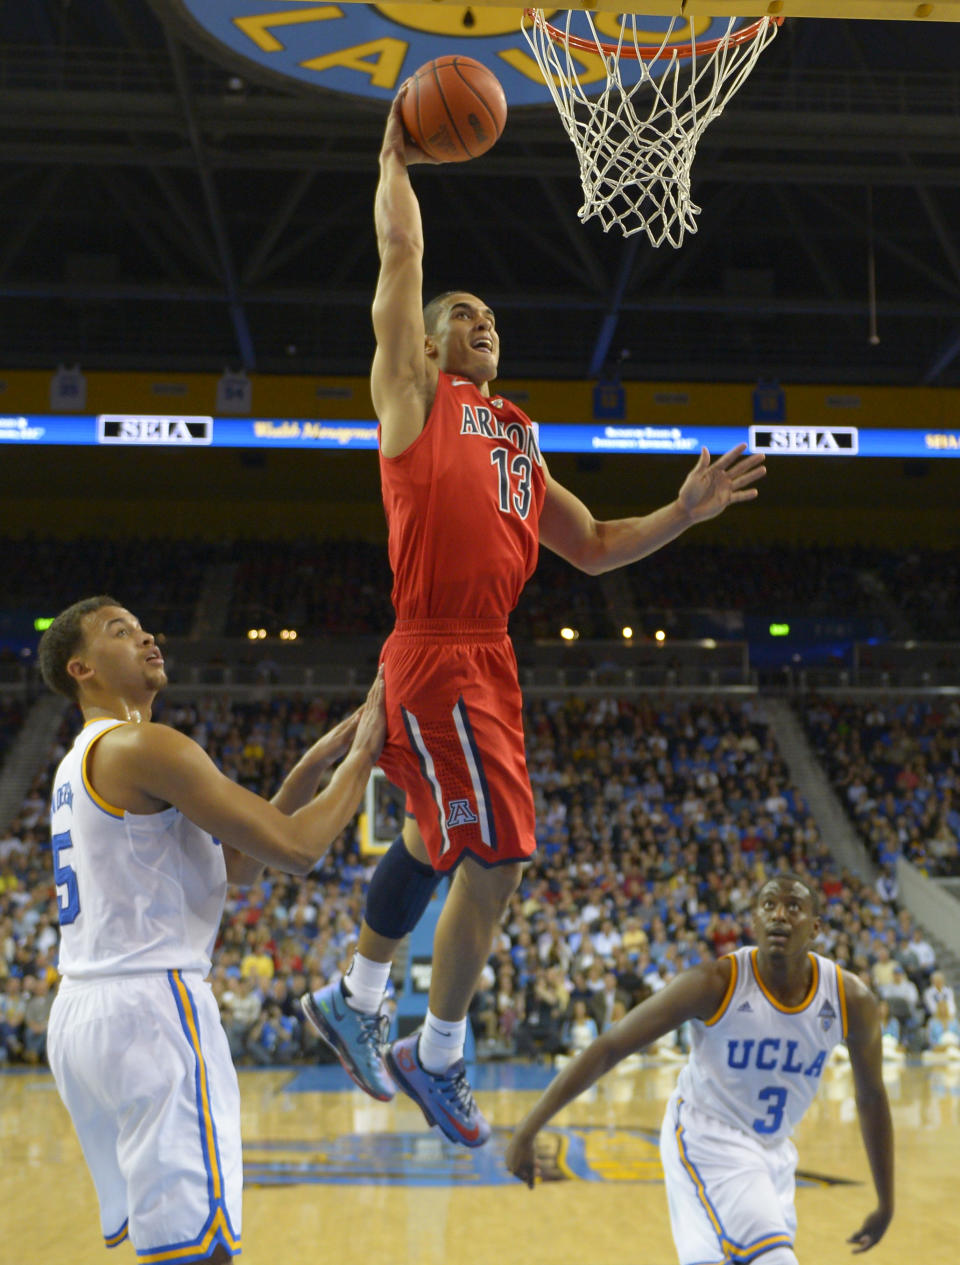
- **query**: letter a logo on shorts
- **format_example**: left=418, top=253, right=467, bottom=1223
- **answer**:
left=446, top=798, right=479, bottom=829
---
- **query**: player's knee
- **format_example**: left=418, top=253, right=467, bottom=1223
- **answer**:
left=364, top=834, right=442, bottom=939
left=754, top=1246, right=798, bottom=1265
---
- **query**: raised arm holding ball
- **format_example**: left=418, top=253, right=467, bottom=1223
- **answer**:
left=301, top=74, right=768, bottom=1146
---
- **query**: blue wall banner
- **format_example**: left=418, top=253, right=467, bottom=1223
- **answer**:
left=172, top=2, right=750, bottom=106
left=3, top=413, right=960, bottom=456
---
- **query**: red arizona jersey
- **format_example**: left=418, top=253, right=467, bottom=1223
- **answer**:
left=379, top=371, right=546, bottom=620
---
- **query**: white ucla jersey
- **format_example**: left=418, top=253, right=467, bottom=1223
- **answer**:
left=49, top=719, right=227, bottom=979
left=676, top=945, right=848, bottom=1147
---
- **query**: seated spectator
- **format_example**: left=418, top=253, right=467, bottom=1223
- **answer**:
left=246, top=1001, right=299, bottom=1065
left=594, top=971, right=623, bottom=1032
left=902, top=926, right=937, bottom=983
left=875, top=864, right=898, bottom=904
left=241, top=928, right=276, bottom=989
left=882, top=963, right=920, bottom=1012
left=221, top=975, right=262, bottom=1062
left=561, top=998, right=599, bottom=1056
left=496, top=968, right=524, bottom=1047
left=870, top=944, right=898, bottom=993
left=0, top=975, right=26, bottom=1064
left=21, top=974, right=54, bottom=1065
left=927, top=998, right=960, bottom=1059
left=923, top=970, right=956, bottom=1021
left=470, top=964, right=499, bottom=1044
left=591, top=918, right=622, bottom=963
left=514, top=972, right=564, bottom=1062
left=877, top=999, right=905, bottom=1062
left=881, top=964, right=923, bottom=1047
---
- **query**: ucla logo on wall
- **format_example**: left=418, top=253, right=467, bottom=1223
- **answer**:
left=173, top=2, right=742, bottom=106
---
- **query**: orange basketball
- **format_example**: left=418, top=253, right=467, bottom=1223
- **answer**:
left=401, top=56, right=507, bottom=163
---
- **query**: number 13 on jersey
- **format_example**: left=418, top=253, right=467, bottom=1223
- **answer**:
left=491, top=447, right=532, bottom=519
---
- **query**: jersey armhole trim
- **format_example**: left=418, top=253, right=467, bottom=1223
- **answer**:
left=704, top=954, right=738, bottom=1027
left=82, top=724, right=127, bottom=820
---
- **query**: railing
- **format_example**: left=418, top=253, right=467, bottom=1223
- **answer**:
left=3, top=638, right=959, bottom=697
left=0, top=43, right=225, bottom=94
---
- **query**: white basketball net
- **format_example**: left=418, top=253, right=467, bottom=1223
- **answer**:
left=522, top=12, right=781, bottom=247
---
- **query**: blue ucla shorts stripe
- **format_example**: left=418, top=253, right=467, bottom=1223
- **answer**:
left=674, top=1098, right=792, bottom=1264
left=154, top=972, right=240, bottom=1263
left=104, top=1219, right=129, bottom=1248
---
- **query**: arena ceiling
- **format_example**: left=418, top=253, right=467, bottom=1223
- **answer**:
left=2, top=2, right=960, bottom=386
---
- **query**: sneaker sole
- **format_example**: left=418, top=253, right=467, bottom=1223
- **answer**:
left=300, top=993, right=395, bottom=1103
left=385, top=1048, right=488, bottom=1148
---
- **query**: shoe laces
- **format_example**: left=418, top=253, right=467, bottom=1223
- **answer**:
left=438, top=1063, right=477, bottom=1117
left=356, top=1010, right=390, bottom=1054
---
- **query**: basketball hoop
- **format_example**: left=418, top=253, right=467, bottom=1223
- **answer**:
left=521, top=11, right=783, bottom=247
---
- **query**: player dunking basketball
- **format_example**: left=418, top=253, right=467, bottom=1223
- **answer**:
left=302, top=84, right=766, bottom=1145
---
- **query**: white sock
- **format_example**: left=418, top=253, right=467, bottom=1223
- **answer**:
left=341, top=954, right=391, bottom=1014
left=418, top=1009, right=467, bottom=1073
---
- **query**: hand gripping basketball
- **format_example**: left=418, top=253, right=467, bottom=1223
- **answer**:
left=400, top=57, right=507, bottom=163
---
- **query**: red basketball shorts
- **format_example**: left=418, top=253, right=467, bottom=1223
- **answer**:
left=377, top=618, right=536, bottom=873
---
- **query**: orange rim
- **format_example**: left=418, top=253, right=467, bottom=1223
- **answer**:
left=522, top=10, right=782, bottom=62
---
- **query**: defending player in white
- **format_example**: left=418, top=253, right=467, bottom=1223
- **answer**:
left=39, top=595, right=385, bottom=1265
left=506, top=874, right=894, bottom=1263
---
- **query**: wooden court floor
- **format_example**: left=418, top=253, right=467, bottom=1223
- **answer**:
left=2, top=1058, right=958, bottom=1265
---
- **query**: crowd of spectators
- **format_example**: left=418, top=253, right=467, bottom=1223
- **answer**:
left=2, top=536, right=223, bottom=637
left=1, top=688, right=955, bottom=1071
left=872, top=549, right=960, bottom=642
left=224, top=539, right=395, bottom=639
left=804, top=696, right=960, bottom=877
left=4, top=538, right=959, bottom=647
left=0, top=694, right=25, bottom=764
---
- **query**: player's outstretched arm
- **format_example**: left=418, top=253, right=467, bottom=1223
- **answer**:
left=270, top=705, right=363, bottom=814
left=96, top=672, right=386, bottom=877
left=221, top=704, right=367, bottom=884
left=504, top=960, right=730, bottom=1187
left=843, top=972, right=895, bottom=1253
left=539, top=444, right=765, bottom=575
left=370, top=89, right=437, bottom=458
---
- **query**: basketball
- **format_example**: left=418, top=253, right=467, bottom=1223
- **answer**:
left=401, top=56, right=507, bottom=163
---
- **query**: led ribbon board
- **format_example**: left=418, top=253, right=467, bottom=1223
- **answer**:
left=3, top=414, right=960, bottom=455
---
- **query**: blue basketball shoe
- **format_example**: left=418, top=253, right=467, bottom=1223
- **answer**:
left=300, top=982, right=395, bottom=1102
left=385, top=1031, right=491, bottom=1148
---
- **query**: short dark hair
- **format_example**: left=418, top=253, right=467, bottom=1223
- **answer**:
left=423, top=291, right=461, bottom=336
left=38, top=595, right=123, bottom=701
left=755, top=871, right=821, bottom=916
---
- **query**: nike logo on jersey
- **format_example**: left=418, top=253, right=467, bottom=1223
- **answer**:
left=451, top=378, right=473, bottom=386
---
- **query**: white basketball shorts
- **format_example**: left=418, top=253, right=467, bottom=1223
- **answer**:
left=48, top=970, right=242, bottom=1262
left=659, top=1091, right=797, bottom=1265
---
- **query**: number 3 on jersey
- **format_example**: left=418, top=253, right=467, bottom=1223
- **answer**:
left=753, top=1085, right=788, bottom=1134
left=491, top=447, right=532, bottom=519
left=52, top=829, right=81, bottom=925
